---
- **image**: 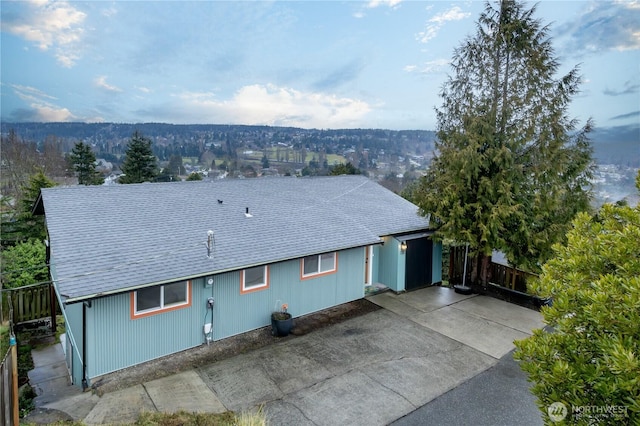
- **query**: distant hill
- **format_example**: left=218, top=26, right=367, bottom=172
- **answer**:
left=1, top=121, right=637, bottom=166
left=590, top=124, right=640, bottom=167
left=0, top=122, right=436, bottom=156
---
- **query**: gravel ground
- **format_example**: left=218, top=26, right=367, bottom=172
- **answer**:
left=91, top=299, right=380, bottom=395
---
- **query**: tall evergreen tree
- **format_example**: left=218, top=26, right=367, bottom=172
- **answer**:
left=119, top=131, right=158, bottom=184
left=69, top=141, right=104, bottom=185
left=412, top=0, right=593, bottom=282
left=167, top=154, right=185, bottom=176
left=14, top=171, right=56, bottom=242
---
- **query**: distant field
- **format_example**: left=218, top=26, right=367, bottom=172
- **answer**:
left=182, top=157, right=200, bottom=165
left=180, top=150, right=346, bottom=168
left=238, top=147, right=346, bottom=165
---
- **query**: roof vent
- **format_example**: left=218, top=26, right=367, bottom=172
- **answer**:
left=245, top=207, right=253, bottom=218
left=206, top=230, right=215, bottom=259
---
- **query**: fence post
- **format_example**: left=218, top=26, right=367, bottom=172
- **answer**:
left=9, top=335, right=18, bottom=426
left=50, top=283, right=57, bottom=333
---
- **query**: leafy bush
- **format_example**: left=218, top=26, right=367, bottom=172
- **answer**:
left=514, top=171, right=640, bottom=425
left=0, top=239, right=48, bottom=288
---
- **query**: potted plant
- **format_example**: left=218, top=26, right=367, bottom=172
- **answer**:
left=271, top=303, right=293, bottom=337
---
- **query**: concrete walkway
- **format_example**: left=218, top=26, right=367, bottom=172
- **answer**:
left=392, top=349, right=543, bottom=426
left=26, top=286, right=545, bottom=425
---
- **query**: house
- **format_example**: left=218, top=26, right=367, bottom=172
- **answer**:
left=35, top=175, right=441, bottom=387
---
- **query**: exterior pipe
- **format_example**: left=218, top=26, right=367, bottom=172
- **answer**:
left=81, top=300, right=91, bottom=390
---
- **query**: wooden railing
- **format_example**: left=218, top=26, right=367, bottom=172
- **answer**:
left=448, top=246, right=536, bottom=293
left=1, top=282, right=55, bottom=325
left=0, top=344, right=18, bottom=426
left=489, top=262, right=534, bottom=293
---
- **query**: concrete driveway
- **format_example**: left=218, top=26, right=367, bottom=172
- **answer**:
left=36, top=286, right=544, bottom=425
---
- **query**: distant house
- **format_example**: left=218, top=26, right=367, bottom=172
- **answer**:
left=35, top=175, right=441, bottom=387
left=95, top=158, right=113, bottom=172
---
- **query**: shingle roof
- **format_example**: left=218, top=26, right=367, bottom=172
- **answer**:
left=40, top=175, right=430, bottom=302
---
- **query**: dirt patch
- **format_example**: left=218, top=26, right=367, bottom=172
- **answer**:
left=91, top=299, right=380, bottom=395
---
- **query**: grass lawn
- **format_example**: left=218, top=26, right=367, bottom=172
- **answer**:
left=238, top=147, right=346, bottom=165
left=21, top=409, right=266, bottom=426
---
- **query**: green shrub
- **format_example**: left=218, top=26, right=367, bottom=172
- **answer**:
left=514, top=172, right=640, bottom=425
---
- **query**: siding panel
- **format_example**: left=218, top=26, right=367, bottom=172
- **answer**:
left=211, top=248, right=366, bottom=340
left=432, top=242, right=443, bottom=284
left=62, top=302, right=83, bottom=385
left=378, top=237, right=403, bottom=291
left=85, top=248, right=367, bottom=379
left=87, top=279, right=206, bottom=380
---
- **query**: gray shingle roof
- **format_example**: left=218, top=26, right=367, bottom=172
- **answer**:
left=40, top=175, right=430, bottom=302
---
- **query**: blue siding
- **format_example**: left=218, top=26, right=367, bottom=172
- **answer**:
left=84, top=248, right=366, bottom=381
left=86, top=279, right=207, bottom=380
left=371, top=245, right=380, bottom=284
left=432, top=241, right=443, bottom=284
left=61, top=301, right=83, bottom=386
left=211, top=247, right=365, bottom=340
left=53, top=263, right=85, bottom=385
left=376, top=236, right=442, bottom=291
left=377, top=236, right=405, bottom=291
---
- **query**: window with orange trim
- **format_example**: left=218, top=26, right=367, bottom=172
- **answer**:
left=241, top=265, right=269, bottom=293
left=131, top=281, right=191, bottom=318
left=301, top=252, right=337, bottom=279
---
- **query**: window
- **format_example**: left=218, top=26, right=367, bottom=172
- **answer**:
left=241, top=265, right=269, bottom=294
left=301, top=252, right=338, bottom=279
left=131, top=281, right=191, bottom=318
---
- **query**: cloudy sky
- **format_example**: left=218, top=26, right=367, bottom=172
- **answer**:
left=1, top=1, right=638, bottom=131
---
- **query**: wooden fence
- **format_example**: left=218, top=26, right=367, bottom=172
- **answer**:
left=1, top=282, right=56, bottom=325
left=448, top=246, right=536, bottom=293
left=0, top=345, right=18, bottom=426
left=489, top=262, right=533, bottom=293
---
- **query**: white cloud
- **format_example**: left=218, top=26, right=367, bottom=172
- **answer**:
left=404, top=58, right=450, bottom=74
left=366, top=0, right=403, bottom=9
left=164, top=84, right=371, bottom=128
left=11, top=84, right=57, bottom=102
left=429, top=6, right=469, bottom=24
left=32, top=105, right=75, bottom=121
left=101, top=5, right=118, bottom=17
left=416, top=6, right=470, bottom=44
left=355, top=0, right=402, bottom=18
left=2, top=0, right=86, bottom=67
left=95, top=76, right=122, bottom=93
left=555, top=2, right=640, bottom=55
left=10, top=84, right=76, bottom=121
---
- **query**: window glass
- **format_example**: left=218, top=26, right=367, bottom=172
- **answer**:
left=136, top=286, right=161, bottom=312
left=320, top=253, right=335, bottom=272
left=303, top=255, right=319, bottom=275
left=164, top=281, right=187, bottom=306
left=244, top=266, right=266, bottom=289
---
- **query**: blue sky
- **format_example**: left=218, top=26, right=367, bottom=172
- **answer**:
left=1, top=1, right=638, bottom=132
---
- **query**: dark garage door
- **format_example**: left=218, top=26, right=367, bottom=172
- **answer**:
left=405, top=237, right=433, bottom=291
